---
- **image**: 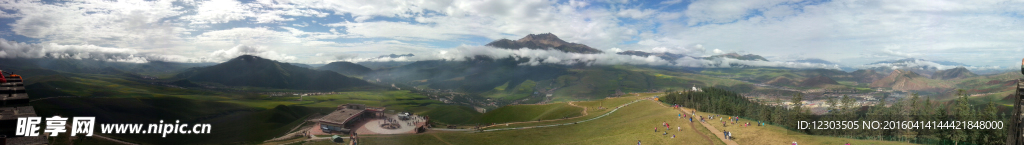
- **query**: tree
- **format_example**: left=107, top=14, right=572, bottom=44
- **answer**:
left=950, top=89, right=972, bottom=145
left=789, top=93, right=807, bottom=131
left=980, top=99, right=1005, bottom=145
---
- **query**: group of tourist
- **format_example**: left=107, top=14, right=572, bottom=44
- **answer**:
left=724, top=130, right=733, bottom=140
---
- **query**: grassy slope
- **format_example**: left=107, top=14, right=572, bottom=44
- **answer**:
left=478, top=103, right=583, bottom=123
left=358, top=94, right=919, bottom=145
left=481, top=80, right=537, bottom=100
left=489, top=94, right=651, bottom=129
left=546, top=65, right=746, bottom=102
left=686, top=107, right=917, bottom=145
left=420, top=105, right=483, bottom=125
left=700, top=68, right=803, bottom=83
left=32, top=97, right=322, bottom=144
left=23, top=73, right=481, bottom=143
left=361, top=99, right=725, bottom=145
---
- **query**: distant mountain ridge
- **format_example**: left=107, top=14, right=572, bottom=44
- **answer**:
left=869, top=58, right=968, bottom=66
left=378, top=53, right=415, bottom=59
left=615, top=50, right=687, bottom=61
left=707, top=52, right=768, bottom=61
left=486, top=33, right=603, bottom=54
left=851, top=69, right=886, bottom=84
left=795, top=59, right=837, bottom=65
left=869, top=69, right=943, bottom=91
left=318, top=61, right=372, bottom=76
left=931, top=67, right=977, bottom=80
left=799, top=75, right=840, bottom=87
left=863, top=58, right=975, bottom=77
left=175, top=55, right=374, bottom=91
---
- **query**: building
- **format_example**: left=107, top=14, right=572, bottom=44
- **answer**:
left=318, top=104, right=384, bottom=134
left=1007, top=79, right=1024, bottom=144
left=0, top=71, right=45, bottom=145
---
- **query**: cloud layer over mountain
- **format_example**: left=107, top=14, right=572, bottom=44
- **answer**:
left=1, top=0, right=1022, bottom=69
left=328, top=45, right=842, bottom=69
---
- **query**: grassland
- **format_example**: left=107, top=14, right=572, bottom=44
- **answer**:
left=683, top=106, right=918, bottom=145
left=360, top=98, right=725, bottom=145
left=21, top=72, right=486, bottom=144
left=352, top=93, right=922, bottom=145
left=32, top=96, right=323, bottom=144
left=420, top=105, right=483, bottom=125
left=700, top=68, right=804, bottom=83
left=481, top=80, right=537, bottom=101
left=487, top=95, right=649, bottom=129
left=539, top=65, right=748, bottom=102
left=478, top=102, right=583, bottom=123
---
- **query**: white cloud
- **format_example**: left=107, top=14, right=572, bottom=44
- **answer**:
left=186, top=0, right=256, bottom=24
left=4, top=0, right=186, bottom=48
left=855, top=59, right=1004, bottom=71
left=329, top=45, right=839, bottom=69
left=683, top=0, right=798, bottom=25
left=209, top=45, right=296, bottom=61
left=0, top=0, right=1021, bottom=68
left=194, top=27, right=301, bottom=47
left=292, top=22, right=309, bottom=27
left=649, top=0, right=1024, bottom=67
left=617, top=8, right=655, bottom=19
left=660, top=0, right=684, bottom=5
left=315, top=0, right=640, bottom=49
left=0, top=38, right=214, bottom=63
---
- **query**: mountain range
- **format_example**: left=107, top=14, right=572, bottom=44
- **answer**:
left=869, top=69, right=934, bottom=91
left=930, top=66, right=977, bottom=80
left=615, top=50, right=687, bottom=61
left=707, top=52, right=769, bottom=61
left=486, top=33, right=604, bottom=54
left=317, top=61, right=372, bottom=76
left=175, top=55, right=374, bottom=91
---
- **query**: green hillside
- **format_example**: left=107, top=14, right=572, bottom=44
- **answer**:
left=420, top=105, right=483, bottom=125
left=355, top=94, right=917, bottom=145
left=176, top=55, right=375, bottom=91
left=482, top=80, right=537, bottom=101
left=32, top=97, right=321, bottom=144
left=479, top=103, right=583, bottom=123
left=361, top=100, right=723, bottom=145
left=317, top=61, right=372, bottom=76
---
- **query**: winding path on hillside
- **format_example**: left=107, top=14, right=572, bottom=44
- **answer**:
left=478, top=101, right=590, bottom=129
left=479, top=100, right=641, bottom=132
left=693, top=111, right=739, bottom=145
left=687, top=119, right=715, bottom=145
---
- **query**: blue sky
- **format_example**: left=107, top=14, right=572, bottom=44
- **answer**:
left=1, top=0, right=1023, bottom=70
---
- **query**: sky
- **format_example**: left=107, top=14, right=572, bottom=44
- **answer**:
left=1, top=0, right=1023, bottom=70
